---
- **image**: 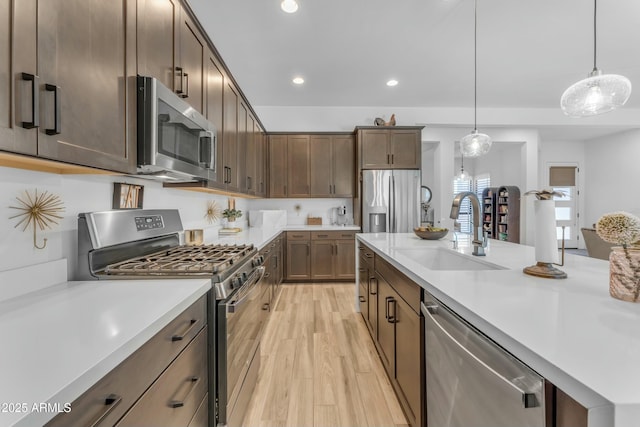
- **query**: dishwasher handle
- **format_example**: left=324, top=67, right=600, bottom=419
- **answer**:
left=421, top=301, right=540, bottom=409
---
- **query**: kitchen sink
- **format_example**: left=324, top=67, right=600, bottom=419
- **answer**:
left=394, top=248, right=506, bottom=271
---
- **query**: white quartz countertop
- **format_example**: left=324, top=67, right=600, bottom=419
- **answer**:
left=0, top=275, right=211, bottom=427
left=212, top=225, right=360, bottom=249
left=357, top=232, right=640, bottom=427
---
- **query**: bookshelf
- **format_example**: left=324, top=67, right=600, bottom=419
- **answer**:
left=482, top=187, right=498, bottom=239
left=496, top=186, right=521, bottom=243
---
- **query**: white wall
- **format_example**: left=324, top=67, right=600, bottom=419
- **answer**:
left=0, top=166, right=352, bottom=279
left=583, top=129, right=640, bottom=227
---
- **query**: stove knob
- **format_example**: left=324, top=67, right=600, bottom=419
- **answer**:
left=231, top=277, right=240, bottom=289
left=242, top=272, right=248, bottom=282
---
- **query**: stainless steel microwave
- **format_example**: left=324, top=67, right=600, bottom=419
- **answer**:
left=137, top=76, right=217, bottom=182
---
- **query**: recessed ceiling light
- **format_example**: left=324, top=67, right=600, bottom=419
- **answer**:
left=292, top=77, right=304, bottom=85
left=386, top=79, right=399, bottom=87
left=281, top=0, right=299, bottom=13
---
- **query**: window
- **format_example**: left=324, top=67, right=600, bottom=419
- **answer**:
left=453, top=174, right=490, bottom=234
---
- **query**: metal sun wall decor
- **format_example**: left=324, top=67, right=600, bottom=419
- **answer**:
left=9, top=189, right=65, bottom=249
left=205, top=200, right=222, bottom=224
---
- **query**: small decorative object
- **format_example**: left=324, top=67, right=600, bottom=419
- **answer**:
left=596, top=212, right=640, bottom=302
left=112, top=182, right=144, bottom=209
left=223, top=198, right=242, bottom=223
left=294, top=204, right=302, bottom=216
left=307, top=216, right=322, bottom=225
left=184, top=229, right=204, bottom=246
left=523, top=190, right=567, bottom=279
left=374, top=114, right=396, bottom=126
left=204, top=200, right=221, bottom=224
left=414, top=226, right=448, bottom=240
left=9, top=189, right=65, bottom=249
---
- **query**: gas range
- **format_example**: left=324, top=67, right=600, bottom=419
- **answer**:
left=76, top=209, right=259, bottom=298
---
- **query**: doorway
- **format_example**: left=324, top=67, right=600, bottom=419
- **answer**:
left=548, top=165, right=579, bottom=249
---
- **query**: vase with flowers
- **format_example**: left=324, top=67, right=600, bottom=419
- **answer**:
left=596, top=212, right=640, bottom=302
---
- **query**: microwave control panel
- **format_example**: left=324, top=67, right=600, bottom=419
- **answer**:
left=135, top=215, right=165, bottom=231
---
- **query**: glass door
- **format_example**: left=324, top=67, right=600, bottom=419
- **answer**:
left=549, top=166, right=579, bottom=248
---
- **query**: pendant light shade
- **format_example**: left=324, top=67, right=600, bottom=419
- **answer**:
left=460, top=0, right=491, bottom=158
left=280, top=0, right=298, bottom=13
left=561, top=70, right=632, bottom=117
left=460, top=129, right=492, bottom=157
left=560, top=0, right=632, bottom=117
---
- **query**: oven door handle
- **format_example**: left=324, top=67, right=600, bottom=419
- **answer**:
left=227, top=266, right=266, bottom=313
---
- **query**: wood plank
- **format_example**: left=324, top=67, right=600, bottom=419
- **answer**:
left=242, top=283, right=408, bottom=427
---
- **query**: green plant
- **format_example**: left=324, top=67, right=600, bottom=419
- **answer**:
left=222, top=208, right=242, bottom=221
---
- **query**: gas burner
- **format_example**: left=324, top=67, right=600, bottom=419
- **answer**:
left=104, top=244, right=255, bottom=277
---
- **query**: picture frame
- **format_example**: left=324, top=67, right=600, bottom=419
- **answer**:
left=112, top=182, right=144, bottom=209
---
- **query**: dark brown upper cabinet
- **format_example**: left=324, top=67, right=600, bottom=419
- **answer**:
left=309, top=134, right=354, bottom=197
left=357, top=126, right=423, bottom=170
left=0, top=0, right=136, bottom=173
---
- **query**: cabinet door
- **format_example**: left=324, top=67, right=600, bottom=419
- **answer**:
left=178, top=10, right=204, bottom=114
left=376, top=273, right=396, bottom=376
left=311, top=240, right=334, bottom=280
left=237, top=101, right=248, bottom=193
left=37, top=0, right=135, bottom=173
left=287, top=135, right=310, bottom=197
left=205, top=53, right=225, bottom=186
left=332, top=135, right=355, bottom=197
left=223, top=82, right=239, bottom=192
left=286, top=240, right=310, bottom=280
left=244, top=111, right=256, bottom=195
left=136, top=0, right=178, bottom=91
left=309, top=135, right=332, bottom=197
left=335, top=238, right=355, bottom=280
left=368, top=268, right=378, bottom=339
left=395, top=297, right=423, bottom=427
left=0, top=0, right=37, bottom=155
left=360, top=130, right=390, bottom=169
left=255, top=126, right=266, bottom=197
left=358, top=262, right=369, bottom=323
left=268, top=135, right=287, bottom=197
left=389, top=129, right=420, bottom=169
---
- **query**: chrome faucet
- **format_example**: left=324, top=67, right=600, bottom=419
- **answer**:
left=450, top=191, right=487, bottom=256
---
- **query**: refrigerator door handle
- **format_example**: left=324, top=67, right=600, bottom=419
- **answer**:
left=390, top=175, right=396, bottom=233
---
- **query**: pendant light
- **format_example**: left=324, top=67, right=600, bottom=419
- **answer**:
left=460, top=0, right=492, bottom=158
left=280, top=0, right=299, bottom=13
left=458, top=149, right=468, bottom=181
left=560, top=0, right=631, bottom=117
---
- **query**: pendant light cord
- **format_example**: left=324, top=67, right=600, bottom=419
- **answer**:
left=473, top=0, right=478, bottom=131
left=593, top=0, right=597, bottom=71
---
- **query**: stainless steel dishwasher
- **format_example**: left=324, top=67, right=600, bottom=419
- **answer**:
left=421, top=294, right=545, bottom=427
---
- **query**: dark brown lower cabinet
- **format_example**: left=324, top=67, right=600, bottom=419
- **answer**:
left=361, top=246, right=424, bottom=427
left=287, top=231, right=355, bottom=282
left=286, top=232, right=311, bottom=280
left=46, top=296, right=207, bottom=427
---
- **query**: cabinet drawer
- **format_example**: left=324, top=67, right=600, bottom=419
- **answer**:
left=311, top=231, right=356, bottom=240
left=358, top=245, right=375, bottom=270
left=376, top=257, right=421, bottom=314
left=46, top=296, right=207, bottom=427
left=287, top=231, right=310, bottom=240
left=187, top=393, right=209, bottom=427
left=116, top=327, right=208, bottom=427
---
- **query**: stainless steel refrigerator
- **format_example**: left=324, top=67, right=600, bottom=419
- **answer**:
left=362, top=169, right=421, bottom=233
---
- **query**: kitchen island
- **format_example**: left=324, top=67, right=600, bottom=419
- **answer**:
left=357, top=232, right=640, bottom=427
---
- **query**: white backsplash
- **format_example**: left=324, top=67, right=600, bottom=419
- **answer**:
left=0, top=166, right=353, bottom=280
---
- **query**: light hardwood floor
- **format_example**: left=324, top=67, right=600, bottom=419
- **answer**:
left=242, top=283, right=409, bottom=427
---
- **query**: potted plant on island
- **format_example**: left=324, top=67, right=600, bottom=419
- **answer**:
left=596, top=211, right=640, bottom=302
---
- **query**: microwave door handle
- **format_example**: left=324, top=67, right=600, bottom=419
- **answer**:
left=199, top=131, right=215, bottom=169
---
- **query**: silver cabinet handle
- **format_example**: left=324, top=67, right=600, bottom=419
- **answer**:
left=170, top=377, right=200, bottom=408
left=88, top=394, right=122, bottom=427
left=175, top=67, right=185, bottom=95
left=21, top=73, right=39, bottom=129
left=171, top=319, right=198, bottom=342
left=421, top=302, right=539, bottom=408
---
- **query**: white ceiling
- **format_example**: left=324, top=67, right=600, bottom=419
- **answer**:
left=188, top=0, right=640, bottom=135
